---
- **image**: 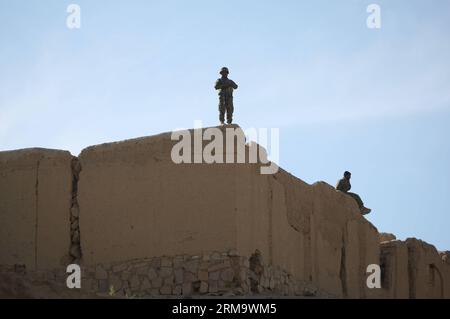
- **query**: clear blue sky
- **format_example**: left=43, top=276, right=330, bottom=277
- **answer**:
left=1, top=1, right=449, bottom=250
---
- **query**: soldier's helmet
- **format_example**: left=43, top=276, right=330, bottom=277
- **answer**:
left=220, top=67, right=229, bottom=75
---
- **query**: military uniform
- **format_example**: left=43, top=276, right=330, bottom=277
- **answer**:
left=215, top=67, right=238, bottom=124
left=336, top=178, right=365, bottom=209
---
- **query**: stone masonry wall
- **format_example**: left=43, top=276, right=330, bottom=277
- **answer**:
left=0, top=251, right=329, bottom=298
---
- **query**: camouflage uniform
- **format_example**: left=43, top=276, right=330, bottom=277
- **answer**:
left=336, top=178, right=365, bottom=209
left=215, top=68, right=238, bottom=124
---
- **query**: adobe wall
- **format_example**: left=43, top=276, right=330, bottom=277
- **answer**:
left=233, top=165, right=382, bottom=298
left=0, top=149, right=73, bottom=270
left=267, top=175, right=380, bottom=298
left=379, top=238, right=450, bottom=299
left=406, top=238, right=449, bottom=298
left=379, top=240, right=410, bottom=298
left=77, top=127, right=254, bottom=265
left=76, top=126, right=382, bottom=297
left=1, top=126, right=449, bottom=298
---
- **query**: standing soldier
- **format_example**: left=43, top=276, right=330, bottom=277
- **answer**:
left=215, top=67, right=238, bottom=125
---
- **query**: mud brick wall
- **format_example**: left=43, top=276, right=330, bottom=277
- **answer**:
left=1, top=126, right=449, bottom=298
left=379, top=240, right=409, bottom=298
left=76, top=127, right=382, bottom=298
left=0, top=149, right=73, bottom=270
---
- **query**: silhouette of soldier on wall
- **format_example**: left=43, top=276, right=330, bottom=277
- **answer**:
left=214, top=67, right=238, bottom=125
left=336, top=171, right=371, bottom=215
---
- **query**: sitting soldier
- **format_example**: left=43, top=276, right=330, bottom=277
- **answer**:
left=336, top=171, right=371, bottom=215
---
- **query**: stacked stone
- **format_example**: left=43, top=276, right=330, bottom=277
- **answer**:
left=0, top=265, right=68, bottom=287
left=83, top=251, right=253, bottom=297
left=69, top=157, right=81, bottom=262
left=246, top=250, right=298, bottom=296
left=1, top=250, right=323, bottom=298
left=76, top=251, right=323, bottom=298
left=249, top=263, right=297, bottom=296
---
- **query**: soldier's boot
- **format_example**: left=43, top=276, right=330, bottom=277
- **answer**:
left=361, top=207, right=371, bottom=215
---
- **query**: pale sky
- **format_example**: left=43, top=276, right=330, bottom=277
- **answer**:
left=1, top=0, right=449, bottom=250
